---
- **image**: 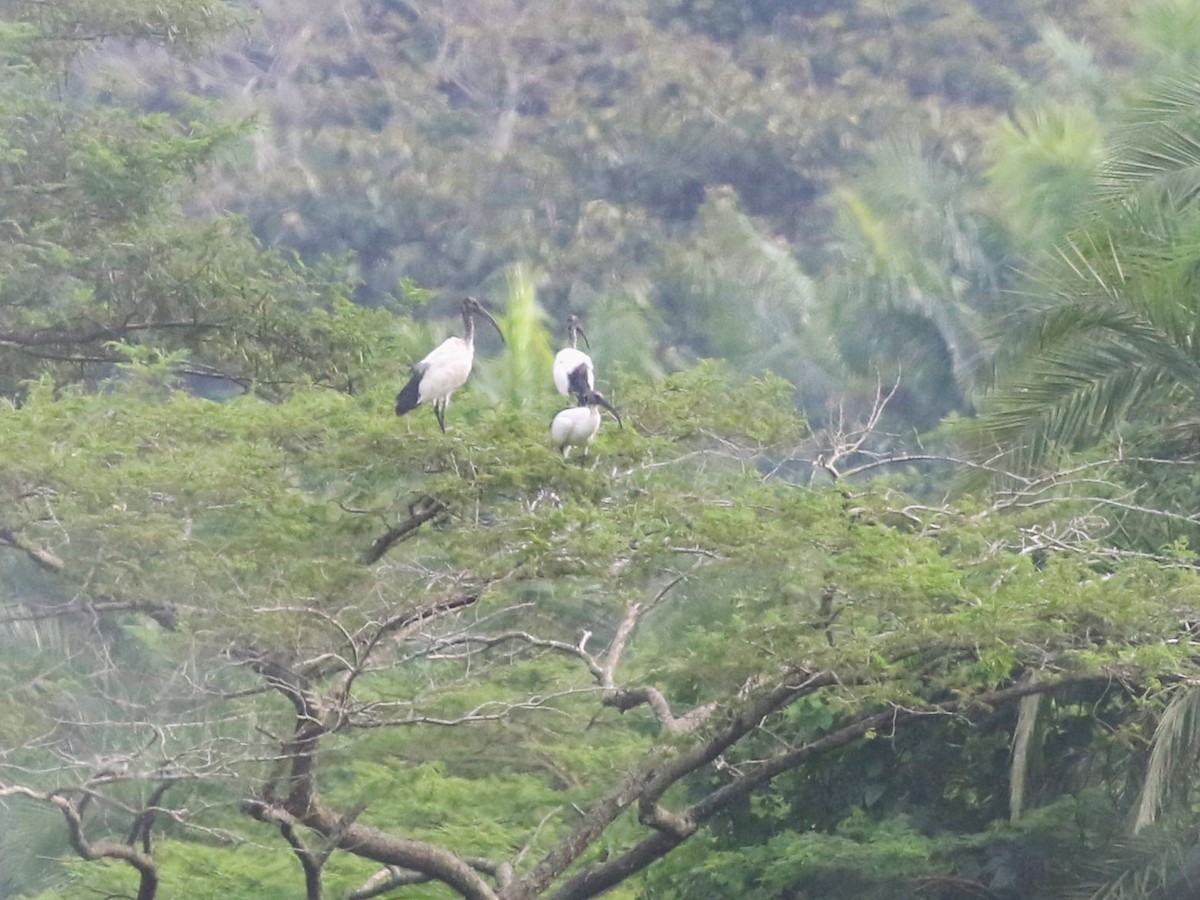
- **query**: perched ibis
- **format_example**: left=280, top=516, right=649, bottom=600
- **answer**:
left=395, top=296, right=505, bottom=432
left=550, top=390, right=622, bottom=459
left=552, top=315, right=594, bottom=404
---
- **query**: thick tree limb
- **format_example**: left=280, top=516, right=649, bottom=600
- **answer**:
left=502, top=670, right=835, bottom=900
left=124, top=779, right=177, bottom=853
left=300, top=798, right=499, bottom=900
left=0, top=526, right=64, bottom=570
left=0, top=782, right=159, bottom=900
left=244, top=801, right=328, bottom=900
left=350, top=857, right=512, bottom=899
left=249, top=650, right=502, bottom=900
left=350, top=866, right=434, bottom=899
left=550, top=673, right=1117, bottom=900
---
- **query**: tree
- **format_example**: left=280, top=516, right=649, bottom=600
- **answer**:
left=820, top=135, right=1011, bottom=432
left=971, top=73, right=1200, bottom=478
left=3, top=354, right=1200, bottom=899
left=0, top=6, right=378, bottom=399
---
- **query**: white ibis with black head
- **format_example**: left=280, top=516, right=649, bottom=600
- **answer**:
left=550, top=390, right=622, bottom=459
left=395, top=296, right=505, bottom=432
left=552, top=315, right=594, bottom=404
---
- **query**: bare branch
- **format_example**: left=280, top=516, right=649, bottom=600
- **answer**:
left=811, top=377, right=901, bottom=481
left=248, top=651, right=501, bottom=899
left=429, top=579, right=708, bottom=734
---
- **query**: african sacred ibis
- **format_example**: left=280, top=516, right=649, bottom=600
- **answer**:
left=395, top=296, right=504, bottom=432
left=550, top=390, right=622, bottom=459
left=552, top=315, right=594, bottom=404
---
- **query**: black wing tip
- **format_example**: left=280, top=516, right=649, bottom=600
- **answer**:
left=395, top=372, right=422, bottom=416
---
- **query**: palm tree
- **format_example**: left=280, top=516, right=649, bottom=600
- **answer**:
left=823, top=134, right=1011, bottom=431
left=972, top=74, right=1200, bottom=472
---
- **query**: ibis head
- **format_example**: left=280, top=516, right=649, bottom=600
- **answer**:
left=582, top=389, right=622, bottom=429
left=462, top=296, right=505, bottom=346
left=566, top=314, right=590, bottom=349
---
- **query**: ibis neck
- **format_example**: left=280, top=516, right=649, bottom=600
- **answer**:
left=463, top=311, right=475, bottom=347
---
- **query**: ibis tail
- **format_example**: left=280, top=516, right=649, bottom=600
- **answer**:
left=395, top=368, right=423, bottom=416
left=566, top=364, right=592, bottom=404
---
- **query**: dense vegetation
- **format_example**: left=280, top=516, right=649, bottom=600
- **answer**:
left=7, top=1, right=1200, bottom=898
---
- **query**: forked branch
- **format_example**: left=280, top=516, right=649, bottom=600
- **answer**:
left=0, top=782, right=159, bottom=900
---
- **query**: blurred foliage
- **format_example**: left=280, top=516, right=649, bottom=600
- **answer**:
left=71, top=0, right=1136, bottom=423
left=966, top=73, right=1200, bottom=490
left=0, top=10, right=405, bottom=399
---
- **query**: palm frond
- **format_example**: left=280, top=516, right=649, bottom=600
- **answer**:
left=1105, top=73, right=1200, bottom=204
left=976, top=286, right=1200, bottom=465
left=975, top=104, right=1200, bottom=472
left=974, top=361, right=1175, bottom=473
left=1070, top=823, right=1200, bottom=900
left=1134, top=686, right=1200, bottom=834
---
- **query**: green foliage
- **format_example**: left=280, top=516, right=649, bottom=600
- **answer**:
left=655, top=189, right=838, bottom=404
left=823, top=134, right=1010, bottom=430
left=970, top=70, right=1200, bottom=478
left=986, top=104, right=1104, bottom=250
left=644, top=813, right=946, bottom=900
left=98, top=0, right=1136, bottom=431
left=482, top=264, right=556, bottom=407
left=0, top=16, right=370, bottom=398
left=5, top=353, right=1200, bottom=897
left=1133, top=0, right=1200, bottom=72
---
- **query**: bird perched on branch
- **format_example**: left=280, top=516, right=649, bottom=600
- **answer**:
left=395, top=296, right=504, bottom=432
left=551, top=390, right=622, bottom=459
left=552, top=315, right=594, bottom=404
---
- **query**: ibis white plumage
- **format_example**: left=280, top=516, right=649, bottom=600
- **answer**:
left=552, top=315, right=594, bottom=403
left=395, top=296, right=504, bottom=432
left=550, top=390, right=622, bottom=459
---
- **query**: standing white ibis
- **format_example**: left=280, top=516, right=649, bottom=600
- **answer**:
left=550, top=390, right=622, bottom=459
left=552, top=315, right=594, bottom=404
left=395, top=296, right=505, bottom=432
